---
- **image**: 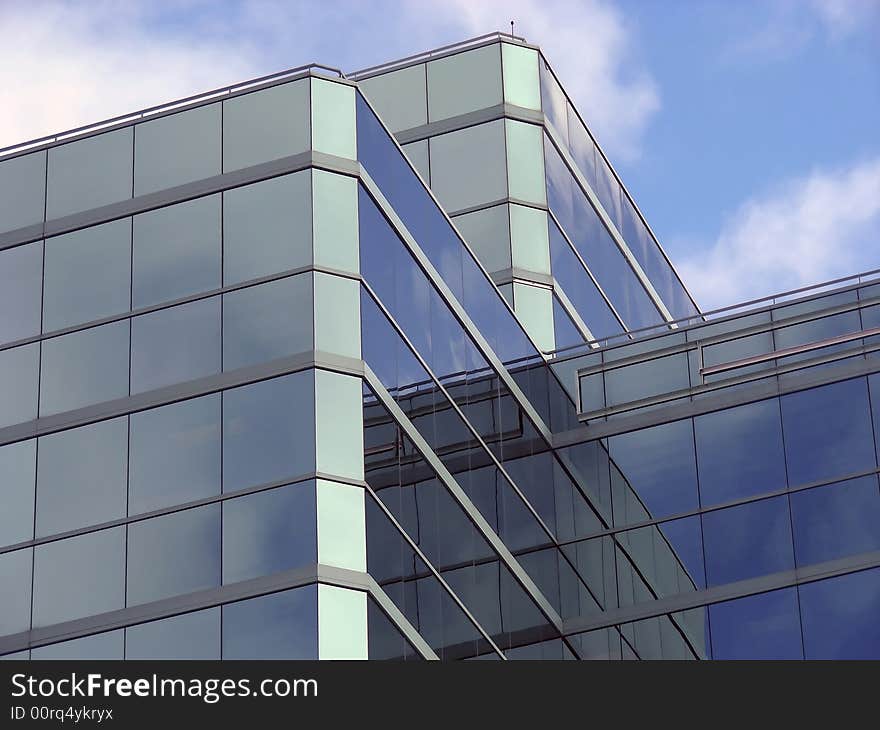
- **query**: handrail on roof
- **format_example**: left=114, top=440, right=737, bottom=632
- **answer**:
left=348, top=31, right=526, bottom=79
left=0, top=62, right=344, bottom=161
left=548, top=265, right=880, bottom=361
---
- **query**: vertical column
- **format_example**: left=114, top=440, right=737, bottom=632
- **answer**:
left=310, top=75, right=368, bottom=659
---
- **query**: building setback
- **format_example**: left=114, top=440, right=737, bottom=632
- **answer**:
left=0, top=33, right=877, bottom=660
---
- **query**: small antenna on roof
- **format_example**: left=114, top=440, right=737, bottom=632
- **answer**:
left=510, top=20, right=515, bottom=37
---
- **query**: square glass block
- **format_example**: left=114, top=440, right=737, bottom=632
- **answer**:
left=315, top=370, right=364, bottom=480
left=223, top=171, right=312, bottom=284
left=502, top=43, right=541, bottom=110
left=222, top=481, right=317, bottom=584
left=36, top=417, right=128, bottom=537
left=359, top=64, right=427, bottom=132
left=0, top=343, right=39, bottom=428
left=222, top=585, right=318, bottom=659
left=512, top=282, right=555, bottom=352
left=32, top=527, right=125, bottom=627
left=132, top=194, right=221, bottom=308
left=429, top=120, right=507, bottom=212
left=222, top=372, right=316, bottom=492
left=427, top=44, right=502, bottom=122
left=125, top=607, right=220, bottom=659
left=47, top=128, right=133, bottom=219
left=222, top=79, right=309, bottom=172
left=39, top=322, right=130, bottom=416
left=130, top=297, right=221, bottom=393
left=129, top=394, right=221, bottom=514
left=509, top=204, right=550, bottom=275
left=0, top=241, right=42, bottom=345
left=43, top=218, right=131, bottom=331
left=134, top=103, right=221, bottom=195
left=0, top=440, right=36, bottom=548
left=223, top=275, right=313, bottom=371
left=126, top=504, right=221, bottom=605
left=0, top=150, right=45, bottom=232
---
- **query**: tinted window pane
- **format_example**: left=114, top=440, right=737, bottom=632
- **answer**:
left=134, top=104, right=221, bottom=196
left=781, top=378, right=876, bottom=486
left=223, top=482, right=316, bottom=584
left=132, top=195, right=221, bottom=308
left=311, top=79, right=356, bottom=159
left=222, top=585, right=317, bottom=659
left=609, top=419, right=698, bottom=520
left=129, top=395, right=221, bottom=514
left=799, top=568, right=880, bottom=659
left=223, top=172, right=311, bottom=284
left=505, top=119, right=546, bottom=206
left=40, top=322, right=129, bottom=416
left=127, top=505, right=220, bottom=605
left=0, top=343, right=39, bottom=427
left=427, top=44, right=502, bottom=122
left=709, top=588, right=803, bottom=659
left=131, top=297, right=221, bottom=393
left=125, top=607, right=220, bottom=659
left=359, top=64, right=427, bottom=133
left=702, top=496, right=794, bottom=586
left=0, top=241, right=42, bottom=345
left=0, top=151, right=45, bottom=232
left=0, top=440, right=36, bottom=547
left=695, top=398, right=787, bottom=505
left=223, top=80, right=309, bottom=172
left=43, top=219, right=131, bottom=331
left=0, top=549, right=32, bottom=635
left=32, top=527, right=125, bottom=627
left=47, top=128, right=133, bottom=219
left=451, top=205, right=511, bottom=273
left=429, top=121, right=507, bottom=212
left=32, top=631, right=124, bottom=660
left=36, top=417, right=128, bottom=537
left=604, top=354, right=689, bottom=407
left=223, top=373, right=316, bottom=491
left=790, top=476, right=880, bottom=567
left=223, top=275, right=312, bottom=371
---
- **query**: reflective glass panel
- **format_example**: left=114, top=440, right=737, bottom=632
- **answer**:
left=125, top=607, right=220, bottom=659
left=222, top=585, right=318, bottom=659
left=709, top=588, right=803, bottom=659
left=0, top=440, right=36, bottom=547
left=0, top=549, right=32, bottom=635
left=0, top=151, right=45, bottom=232
left=0, top=241, right=42, bottom=345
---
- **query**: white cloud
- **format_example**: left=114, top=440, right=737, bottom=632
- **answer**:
left=0, top=1, right=659, bottom=163
left=677, top=157, right=880, bottom=311
left=810, top=0, right=880, bottom=37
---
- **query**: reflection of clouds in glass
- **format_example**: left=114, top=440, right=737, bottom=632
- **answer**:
left=223, top=585, right=317, bottom=660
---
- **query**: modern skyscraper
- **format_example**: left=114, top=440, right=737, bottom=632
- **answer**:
left=0, top=33, right=876, bottom=660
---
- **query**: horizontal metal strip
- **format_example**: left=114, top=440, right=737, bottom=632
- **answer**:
left=701, top=326, right=880, bottom=376
left=562, top=550, right=880, bottom=638
left=394, top=103, right=544, bottom=145
left=560, top=354, right=880, bottom=444
left=0, top=265, right=361, bottom=355
left=0, top=351, right=365, bottom=449
left=0, top=151, right=359, bottom=251
left=448, top=196, right=548, bottom=218
left=0, top=472, right=367, bottom=556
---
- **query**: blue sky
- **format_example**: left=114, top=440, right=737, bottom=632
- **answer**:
left=1, top=0, right=877, bottom=309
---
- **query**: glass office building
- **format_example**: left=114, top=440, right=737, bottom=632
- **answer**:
left=0, top=34, right=876, bottom=660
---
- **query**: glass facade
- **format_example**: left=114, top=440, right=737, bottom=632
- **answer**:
left=0, top=35, right=875, bottom=661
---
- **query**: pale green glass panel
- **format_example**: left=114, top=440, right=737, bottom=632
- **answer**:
left=402, top=140, right=429, bottom=183
left=314, top=272, right=360, bottom=359
left=313, top=170, right=359, bottom=273
left=502, top=43, right=541, bottom=110
left=223, top=171, right=312, bottom=284
left=358, top=65, right=427, bottom=132
left=311, top=79, right=356, bottom=160
left=315, top=370, right=364, bottom=480
left=47, top=128, right=133, bottom=219
left=427, top=44, right=502, bottom=122
left=134, top=103, right=221, bottom=195
left=452, top=205, right=511, bottom=273
left=509, top=204, right=550, bottom=275
left=513, top=282, right=555, bottom=352
left=317, top=479, right=366, bottom=572
left=223, top=80, right=310, bottom=172
left=0, top=150, right=45, bottom=232
left=499, top=282, right=514, bottom=308
left=506, top=120, right=546, bottom=205
left=429, top=120, right=507, bottom=212
left=318, top=584, right=367, bottom=660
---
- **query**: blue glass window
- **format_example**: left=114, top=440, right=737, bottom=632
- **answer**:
left=222, top=585, right=317, bottom=659
left=781, top=378, right=875, bottom=486
left=702, top=496, right=794, bottom=586
left=709, top=588, right=803, bottom=659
